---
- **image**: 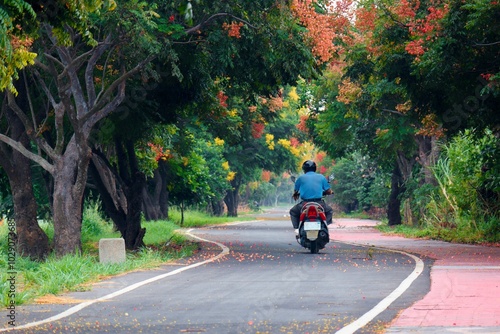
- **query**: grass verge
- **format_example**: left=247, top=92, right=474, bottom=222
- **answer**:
left=376, top=221, right=500, bottom=246
left=0, top=205, right=257, bottom=306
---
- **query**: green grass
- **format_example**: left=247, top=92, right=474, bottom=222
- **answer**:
left=376, top=219, right=499, bottom=245
left=168, top=207, right=258, bottom=227
left=0, top=206, right=256, bottom=306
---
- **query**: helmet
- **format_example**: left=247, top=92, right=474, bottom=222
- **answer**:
left=302, top=160, right=317, bottom=173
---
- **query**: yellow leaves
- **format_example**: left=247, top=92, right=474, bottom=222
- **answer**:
left=278, top=139, right=300, bottom=157
left=228, top=108, right=239, bottom=117
left=1, top=34, right=36, bottom=94
left=106, top=0, right=117, bottom=11
left=222, top=161, right=235, bottom=181
left=288, top=87, right=300, bottom=102
left=265, top=134, right=275, bottom=150
left=214, top=137, right=225, bottom=146
left=226, top=171, right=236, bottom=182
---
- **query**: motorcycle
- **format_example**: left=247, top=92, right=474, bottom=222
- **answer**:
left=296, top=201, right=330, bottom=254
left=291, top=174, right=334, bottom=254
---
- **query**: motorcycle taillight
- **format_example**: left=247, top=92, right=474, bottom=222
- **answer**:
left=319, top=212, right=326, bottom=221
left=307, top=205, right=318, bottom=219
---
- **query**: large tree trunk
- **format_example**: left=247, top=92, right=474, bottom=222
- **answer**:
left=416, top=135, right=439, bottom=186
left=224, top=180, right=240, bottom=217
left=142, top=160, right=169, bottom=221
left=88, top=152, right=127, bottom=229
left=52, top=138, right=91, bottom=256
left=210, top=199, right=225, bottom=216
left=89, top=139, right=145, bottom=250
left=387, top=164, right=403, bottom=226
left=8, top=153, right=50, bottom=260
left=1, top=94, right=49, bottom=260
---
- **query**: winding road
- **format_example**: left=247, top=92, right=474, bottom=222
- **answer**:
left=3, top=208, right=431, bottom=333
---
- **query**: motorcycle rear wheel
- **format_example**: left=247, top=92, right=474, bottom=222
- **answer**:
left=310, top=240, right=319, bottom=254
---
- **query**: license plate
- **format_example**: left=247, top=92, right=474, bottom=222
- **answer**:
left=304, top=221, right=321, bottom=231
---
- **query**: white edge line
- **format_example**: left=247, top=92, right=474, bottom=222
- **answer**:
left=335, top=242, right=425, bottom=334
left=1, top=229, right=229, bottom=332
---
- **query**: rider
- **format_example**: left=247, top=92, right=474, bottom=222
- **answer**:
left=290, top=160, right=333, bottom=232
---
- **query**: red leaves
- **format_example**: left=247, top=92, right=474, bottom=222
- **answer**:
left=216, top=91, right=228, bottom=108
left=147, top=143, right=171, bottom=162
left=251, top=122, right=265, bottom=139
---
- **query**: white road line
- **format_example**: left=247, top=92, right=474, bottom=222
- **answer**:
left=335, top=246, right=425, bottom=334
left=0, top=229, right=228, bottom=332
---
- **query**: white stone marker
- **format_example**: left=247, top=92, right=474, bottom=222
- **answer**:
left=99, top=238, right=126, bottom=264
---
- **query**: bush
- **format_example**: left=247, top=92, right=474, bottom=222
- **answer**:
left=423, top=128, right=500, bottom=242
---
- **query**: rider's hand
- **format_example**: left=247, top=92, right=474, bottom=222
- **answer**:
left=292, top=191, right=299, bottom=201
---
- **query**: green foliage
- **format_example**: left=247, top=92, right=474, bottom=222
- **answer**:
left=330, top=151, right=390, bottom=213
left=422, top=129, right=500, bottom=242
left=81, top=199, right=117, bottom=244
left=0, top=169, right=13, bottom=219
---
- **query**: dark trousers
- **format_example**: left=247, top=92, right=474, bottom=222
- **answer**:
left=289, top=200, right=333, bottom=229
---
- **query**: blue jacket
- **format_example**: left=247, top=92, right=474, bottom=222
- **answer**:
left=294, top=171, right=330, bottom=200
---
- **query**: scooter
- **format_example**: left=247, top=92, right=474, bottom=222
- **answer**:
left=296, top=201, right=330, bottom=253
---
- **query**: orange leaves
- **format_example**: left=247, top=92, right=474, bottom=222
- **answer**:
left=291, top=0, right=353, bottom=63
left=222, top=21, right=244, bottom=38
left=296, top=114, right=309, bottom=133
left=355, top=5, right=377, bottom=33
left=417, top=114, right=445, bottom=138
left=147, top=143, right=172, bottom=161
left=405, top=39, right=426, bottom=57
left=405, top=3, right=449, bottom=58
left=337, top=78, right=362, bottom=105
left=261, top=170, right=272, bottom=182
left=267, top=95, right=284, bottom=112
left=385, top=0, right=449, bottom=59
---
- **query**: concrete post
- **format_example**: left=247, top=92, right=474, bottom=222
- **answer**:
left=99, top=238, right=126, bottom=264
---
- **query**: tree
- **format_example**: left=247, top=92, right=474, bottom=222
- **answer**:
left=0, top=84, right=49, bottom=260
left=0, top=0, right=160, bottom=256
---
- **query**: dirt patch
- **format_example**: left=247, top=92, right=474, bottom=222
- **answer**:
left=34, top=294, right=88, bottom=305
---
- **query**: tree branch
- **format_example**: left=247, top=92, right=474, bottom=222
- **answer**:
left=83, top=54, right=156, bottom=124
left=382, top=108, right=405, bottom=116
left=473, top=41, right=500, bottom=47
left=7, top=91, right=58, bottom=160
left=86, top=35, right=113, bottom=107
left=0, top=134, right=54, bottom=174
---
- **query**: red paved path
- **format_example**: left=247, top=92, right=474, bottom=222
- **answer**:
left=330, top=218, right=500, bottom=333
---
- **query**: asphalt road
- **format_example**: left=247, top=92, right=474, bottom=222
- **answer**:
left=4, top=209, right=431, bottom=333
